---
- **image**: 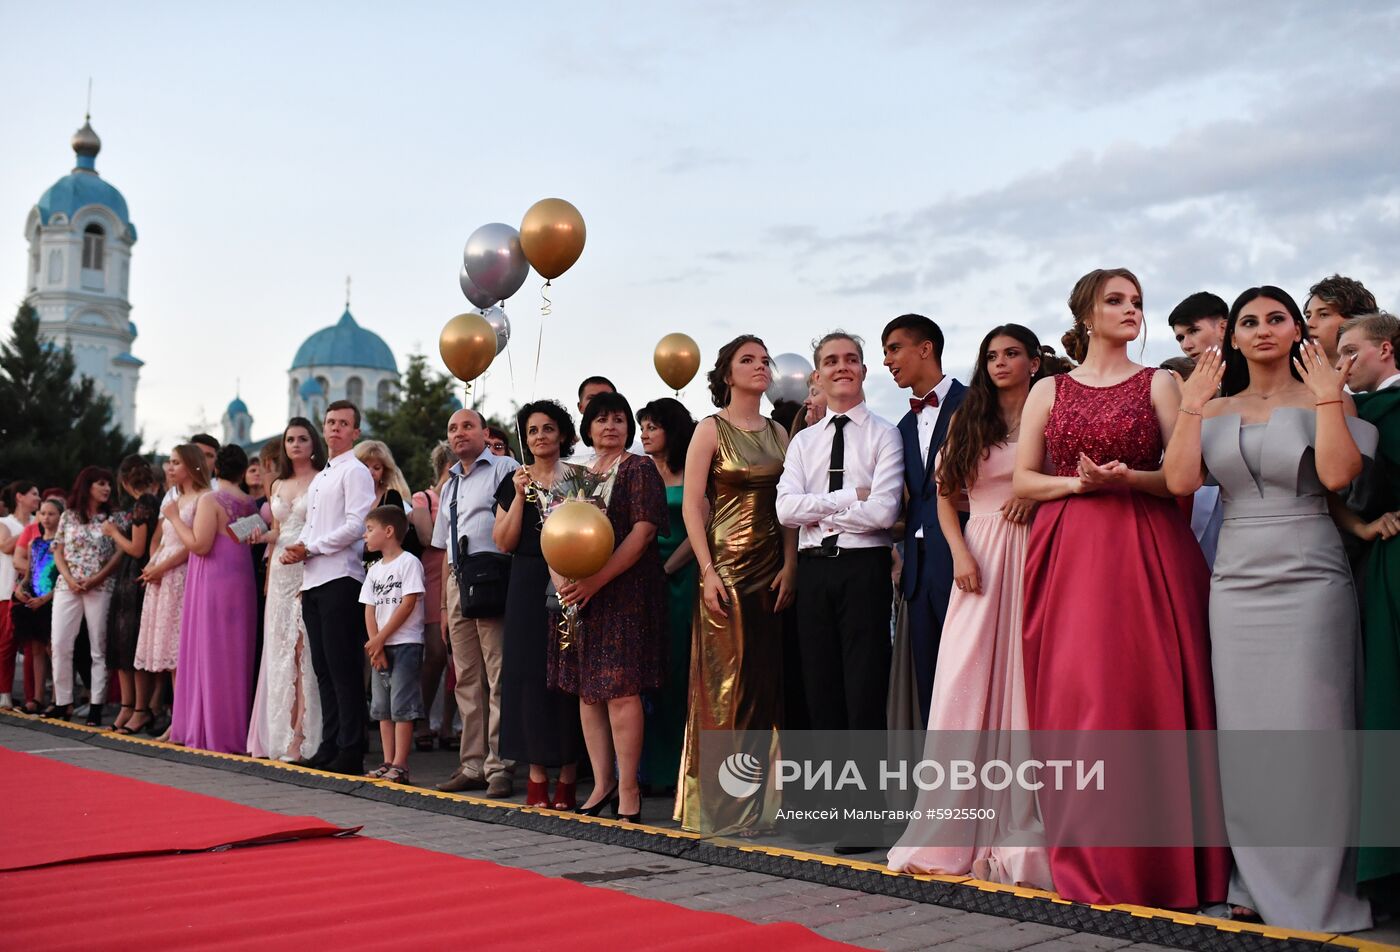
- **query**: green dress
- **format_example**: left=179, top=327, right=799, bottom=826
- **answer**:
left=1355, top=388, right=1400, bottom=883
left=642, top=483, right=696, bottom=790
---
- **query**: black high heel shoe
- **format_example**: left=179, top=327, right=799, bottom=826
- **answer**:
left=574, top=785, right=619, bottom=817
left=41, top=703, right=72, bottom=720
left=613, top=789, right=642, bottom=823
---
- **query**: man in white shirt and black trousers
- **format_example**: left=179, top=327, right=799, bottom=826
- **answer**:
left=432, top=408, right=520, bottom=797
left=777, top=330, right=904, bottom=853
left=281, top=400, right=377, bottom=775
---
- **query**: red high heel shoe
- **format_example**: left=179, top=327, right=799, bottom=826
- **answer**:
left=525, top=779, right=550, bottom=807
left=551, top=780, right=577, bottom=811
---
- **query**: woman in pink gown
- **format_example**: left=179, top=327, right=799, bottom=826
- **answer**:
left=168, top=445, right=259, bottom=754
left=889, top=324, right=1052, bottom=889
left=1012, top=270, right=1228, bottom=909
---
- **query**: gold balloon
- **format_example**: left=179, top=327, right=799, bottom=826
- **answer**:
left=540, top=499, right=615, bottom=579
left=654, top=332, right=701, bottom=391
left=520, top=198, right=586, bottom=280
left=439, top=312, right=497, bottom=383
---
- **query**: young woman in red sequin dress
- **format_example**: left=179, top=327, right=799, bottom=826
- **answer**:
left=1012, top=269, right=1229, bottom=910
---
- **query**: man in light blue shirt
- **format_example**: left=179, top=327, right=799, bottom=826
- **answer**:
left=431, top=408, right=519, bottom=795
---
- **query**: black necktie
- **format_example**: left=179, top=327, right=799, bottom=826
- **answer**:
left=822, top=415, right=849, bottom=551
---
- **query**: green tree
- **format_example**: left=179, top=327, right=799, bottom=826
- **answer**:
left=364, top=352, right=461, bottom=491
left=0, top=302, right=141, bottom=490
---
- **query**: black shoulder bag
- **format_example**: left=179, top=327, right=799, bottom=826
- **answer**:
left=449, top=471, right=511, bottom=618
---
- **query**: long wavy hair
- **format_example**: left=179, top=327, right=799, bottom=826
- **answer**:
left=1221, top=286, right=1309, bottom=397
left=355, top=439, right=411, bottom=502
left=937, top=324, right=1045, bottom=497
left=637, top=397, right=696, bottom=474
left=275, top=417, right=327, bottom=481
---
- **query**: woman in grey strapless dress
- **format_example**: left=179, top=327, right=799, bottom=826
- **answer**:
left=1164, top=286, right=1377, bottom=932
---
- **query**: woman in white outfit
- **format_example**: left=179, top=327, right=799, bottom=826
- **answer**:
left=247, top=419, right=326, bottom=760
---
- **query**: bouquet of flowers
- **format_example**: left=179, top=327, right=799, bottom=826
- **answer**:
left=529, top=464, right=611, bottom=651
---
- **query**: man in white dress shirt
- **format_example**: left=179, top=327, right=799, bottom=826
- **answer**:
left=281, top=401, right=376, bottom=774
left=565, top=375, right=615, bottom=466
left=777, top=331, right=903, bottom=853
left=431, top=408, right=520, bottom=796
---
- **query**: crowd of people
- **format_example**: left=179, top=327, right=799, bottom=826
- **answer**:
left=2, top=269, right=1398, bottom=934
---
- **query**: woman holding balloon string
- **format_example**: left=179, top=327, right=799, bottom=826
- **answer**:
left=546, top=391, right=668, bottom=822
left=677, top=335, right=798, bottom=835
left=495, top=400, right=587, bottom=810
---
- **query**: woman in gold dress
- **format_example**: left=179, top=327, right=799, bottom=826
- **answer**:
left=677, top=335, right=798, bottom=834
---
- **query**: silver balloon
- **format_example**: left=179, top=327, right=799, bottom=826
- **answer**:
left=766, top=352, right=813, bottom=405
left=459, top=265, right=498, bottom=309
left=463, top=222, right=529, bottom=303
left=477, top=305, right=510, bottom=354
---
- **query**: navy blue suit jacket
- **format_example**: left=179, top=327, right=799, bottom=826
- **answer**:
left=897, top=379, right=967, bottom=601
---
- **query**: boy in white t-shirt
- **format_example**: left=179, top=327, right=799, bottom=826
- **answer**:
left=359, top=505, right=426, bottom=784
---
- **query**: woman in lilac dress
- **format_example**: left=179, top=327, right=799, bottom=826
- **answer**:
left=167, top=445, right=259, bottom=754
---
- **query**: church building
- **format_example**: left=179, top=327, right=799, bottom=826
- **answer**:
left=25, top=116, right=141, bottom=434
left=221, top=304, right=400, bottom=449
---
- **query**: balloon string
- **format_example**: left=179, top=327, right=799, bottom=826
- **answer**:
left=531, top=305, right=545, bottom=400
left=540, top=279, right=553, bottom=318
left=505, top=331, right=526, bottom=455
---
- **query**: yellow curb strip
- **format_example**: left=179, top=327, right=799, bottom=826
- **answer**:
left=5, top=710, right=1395, bottom=949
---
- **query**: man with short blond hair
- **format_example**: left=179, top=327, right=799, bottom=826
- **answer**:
left=777, top=330, right=903, bottom=853
left=1338, top=311, right=1400, bottom=394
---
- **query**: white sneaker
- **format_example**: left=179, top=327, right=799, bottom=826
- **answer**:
left=0, top=694, right=13, bottom=709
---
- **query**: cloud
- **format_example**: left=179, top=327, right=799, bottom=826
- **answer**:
left=835, top=268, right=918, bottom=297
left=659, top=146, right=741, bottom=175
left=890, top=1, right=1400, bottom=104
left=786, top=74, right=1400, bottom=326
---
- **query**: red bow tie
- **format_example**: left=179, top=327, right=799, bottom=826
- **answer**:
left=909, top=392, right=939, bottom=414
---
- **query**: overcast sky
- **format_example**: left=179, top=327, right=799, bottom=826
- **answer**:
left=3, top=1, right=1398, bottom=452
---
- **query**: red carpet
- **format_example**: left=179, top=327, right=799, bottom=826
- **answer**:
left=0, top=748, right=351, bottom=871
left=2, top=837, right=851, bottom=950
left=0, top=746, right=854, bottom=949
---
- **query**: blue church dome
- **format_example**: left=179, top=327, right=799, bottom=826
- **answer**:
left=36, top=119, right=135, bottom=236
left=290, top=309, right=397, bottom=372
left=226, top=396, right=249, bottom=416
left=299, top=377, right=326, bottom=399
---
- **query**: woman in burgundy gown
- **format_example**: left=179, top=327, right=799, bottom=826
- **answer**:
left=1013, top=269, right=1228, bottom=909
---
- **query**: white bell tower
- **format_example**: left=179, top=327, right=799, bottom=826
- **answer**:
left=24, top=114, right=142, bottom=434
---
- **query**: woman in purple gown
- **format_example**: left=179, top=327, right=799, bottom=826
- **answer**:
left=167, top=445, right=259, bottom=754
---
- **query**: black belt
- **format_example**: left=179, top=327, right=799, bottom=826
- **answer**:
left=799, top=545, right=886, bottom=559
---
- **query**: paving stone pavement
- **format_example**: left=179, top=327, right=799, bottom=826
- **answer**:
left=0, top=719, right=1196, bottom=951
